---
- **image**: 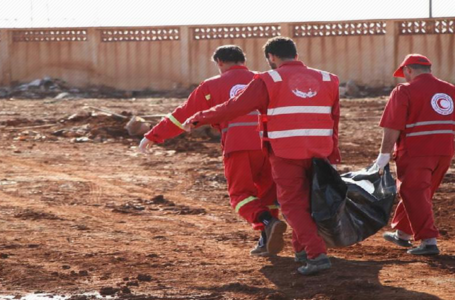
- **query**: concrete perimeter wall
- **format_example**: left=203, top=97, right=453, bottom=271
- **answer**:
left=0, top=18, right=454, bottom=90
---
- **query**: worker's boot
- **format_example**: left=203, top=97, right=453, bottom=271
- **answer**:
left=407, top=244, right=440, bottom=255
left=407, top=239, right=439, bottom=255
left=264, top=218, right=287, bottom=255
left=298, top=253, right=331, bottom=276
left=383, top=231, right=413, bottom=248
left=250, top=231, right=269, bottom=256
left=294, top=250, right=308, bottom=263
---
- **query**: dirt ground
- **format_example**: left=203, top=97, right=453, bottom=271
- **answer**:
left=1, top=96, right=455, bottom=300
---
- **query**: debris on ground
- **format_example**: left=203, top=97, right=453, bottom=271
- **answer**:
left=346, top=80, right=360, bottom=97
left=1, top=103, right=221, bottom=147
left=339, top=80, right=393, bottom=98
left=0, top=76, right=396, bottom=100
left=0, top=77, right=194, bottom=99
left=125, top=116, right=151, bottom=136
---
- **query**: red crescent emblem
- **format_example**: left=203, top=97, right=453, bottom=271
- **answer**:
left=431, top=93, right=453, bottom=115
left=437, top=98, right=445, bottom=109
left=437, top=98, right=449, bottom=109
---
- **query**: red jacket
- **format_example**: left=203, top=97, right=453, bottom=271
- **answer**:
left=145, top=65, right=261, bottom=155
left=258, top=61, right=340, bottom=160
left=380, top=73, right=455, bottom=157
left=187, top=61, right=341, bottom=164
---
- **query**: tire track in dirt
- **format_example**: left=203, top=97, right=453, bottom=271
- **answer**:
left=1, top=154, right=253, bottom=255
left=1, top=153, right=267, bottom=297
left=3, top=155, right=222, bottom=212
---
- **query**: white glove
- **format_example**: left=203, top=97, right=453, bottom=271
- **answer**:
left=372, top=153, right=390, bottom=171
left=138, top=137, right=154, bottom=154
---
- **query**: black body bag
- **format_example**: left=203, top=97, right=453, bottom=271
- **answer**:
left=311, top=158, right=397, bottom=248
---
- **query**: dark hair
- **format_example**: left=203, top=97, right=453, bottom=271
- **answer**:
left=406, top=64, right=431, bottom=72
left=263, top=37, right=297, bottom=59
left=212, top=45, right=246, bottom=63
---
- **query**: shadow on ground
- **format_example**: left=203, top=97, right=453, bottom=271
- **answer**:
left=259, top=255, right=443, bottom=300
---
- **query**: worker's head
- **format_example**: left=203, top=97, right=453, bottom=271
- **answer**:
left=212, top=45, right=246, bottom=74
left=393, top=54, right=432, bottom=82
left=263, top=37, right=298, bottom=69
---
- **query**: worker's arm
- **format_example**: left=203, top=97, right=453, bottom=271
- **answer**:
left=372, top=128, right=401, bottom=170
left=144, top=84, right=211, bottom=143
left=374, top=86, right=409, bottom=169
left=184, top=77, right=268, bottom=128
left=380, top=128, right=401, bottom=154
left=327, top=79, right=341, bottom=164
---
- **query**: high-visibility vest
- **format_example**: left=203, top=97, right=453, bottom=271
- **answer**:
left=401, top=75, right=455, bottom=157
left=204, top=66, right=261, bottom=155
left=258, top=61, right=339, bottom=160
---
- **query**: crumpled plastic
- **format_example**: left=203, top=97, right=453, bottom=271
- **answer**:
left=311, top=158, right=397, bottom=248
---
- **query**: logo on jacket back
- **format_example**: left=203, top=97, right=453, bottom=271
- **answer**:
left=289, top=74, right=320, bottom=99
left=230, top=84, right=247, bottom=98
left=431, top=93, right=454, bottom=115
left=292, top=88, right=317, bottom=99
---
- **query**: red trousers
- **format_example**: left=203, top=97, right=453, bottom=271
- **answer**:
left=223, top=150, right=278, bottom=231
left=391, top=153, right=452, bottom=241
left=268, top=152, right=326, bottom=259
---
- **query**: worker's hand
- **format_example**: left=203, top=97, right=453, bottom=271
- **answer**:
left=138, top=137, right=154, bottom=154
left=182, top=119, right=199, bottom=132
left=372, top=153, right=390, bottom=174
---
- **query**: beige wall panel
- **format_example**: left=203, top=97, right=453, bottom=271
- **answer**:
left=9, top=30, right=91, bottom=86
left=1, top=19, right=453, bottom=89
left=397, top=33, right=455, bottom=84
left=97, top=39, right=182, bottom=90
left=295, top=34, right=388, bottom=86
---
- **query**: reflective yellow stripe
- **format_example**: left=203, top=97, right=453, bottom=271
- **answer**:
left=267, top=205, right=279, bottom=210
left=205, top=94, right=211, bottom=100
left=235, top=196, right=258, bottom=213
left=167, top=114, right=184, bottom=130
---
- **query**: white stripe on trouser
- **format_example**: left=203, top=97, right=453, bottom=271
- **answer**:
left=406, top=130, right=455, bottom=137
left=268, top=129, right=333, bottom=139
left=267, top=106, right=332, bottom=115
left=222, top=122, right=258, bottom=133
left=406, top=120, right=455, bottom=128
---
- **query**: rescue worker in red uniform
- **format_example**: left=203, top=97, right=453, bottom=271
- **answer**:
left=184, top=37, right=341, bottom=275
left=138, top=45, right=287, bottom=256
left=374, top=54, right=455, bottom=255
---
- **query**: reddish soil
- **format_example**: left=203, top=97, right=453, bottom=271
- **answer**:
left=0, top=97, right=454, bottom=300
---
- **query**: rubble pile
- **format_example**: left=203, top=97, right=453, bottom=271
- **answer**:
left=0, top=76, right=395, bottom=100
left=339, top=81, right=393, bottom=98
left=2, top=108, right=220, bottom=148
left=56, top=111, right=134, bottom=141
left=0, top=77, right=132, bottom=99
left=0, top=77, right=194, bottom=99
left=2, top=111, right=136, bottom=144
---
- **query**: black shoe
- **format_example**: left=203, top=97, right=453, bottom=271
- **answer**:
left=250, top=232, right=270, bottom=256
left=250, top=244, right=269, bottom=256
left=298, top=253, right=331, bottom=276
left=407, top=244, right=440, bottom=256
left=264, top=218, right=287, bottom=255
left=383, top=231, right=413, bottom=248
